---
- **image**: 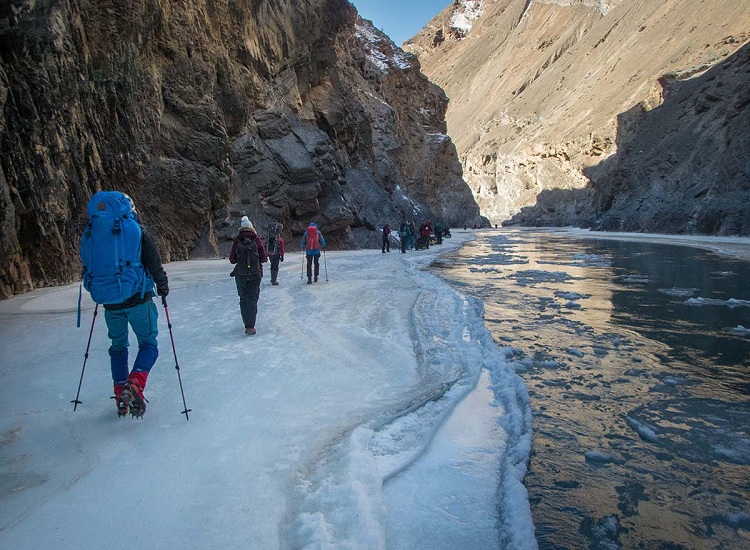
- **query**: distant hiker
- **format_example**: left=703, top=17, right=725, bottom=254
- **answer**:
left=398, top=221, right=411, bottom=254
left=382, top=224, right=391, bottom=253
left=266, top=222, right=285, bottom=286
left=230, top=216, right=268, bottom=335
left=419, top=220, right=432, bottom=250
left=408, top=222, right=416, bottom=250
left=79, top=191, right=169, bottom=418
left=301, top=222, right=326, bottom=284
left=435, top=221, right=444, bottom=245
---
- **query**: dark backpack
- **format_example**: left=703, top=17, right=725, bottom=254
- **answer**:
left=267, top=233, right=280, bottom=257
left=235, top=236, right=260, bottom=278
left=80, top=191, right=151, bottom=305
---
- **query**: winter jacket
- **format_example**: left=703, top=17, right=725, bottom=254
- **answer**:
left=383, top=225, right=391, bottom=238
left=230, top=229, right=269, bottom=277
left=104, top=229, right=169, bottom=310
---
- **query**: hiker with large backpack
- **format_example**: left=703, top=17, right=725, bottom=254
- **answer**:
left=266, top=222, right=285, bottom=286
left=301, top=222, right=326, bottom=284
left=79, top=191, right=169, bottom=418
left=229, top=216, right=268, bottom=335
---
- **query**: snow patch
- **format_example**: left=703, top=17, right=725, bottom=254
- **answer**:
left=355, top=20, right=414, bottom=74
left=450, top=0, right=485, bottom=37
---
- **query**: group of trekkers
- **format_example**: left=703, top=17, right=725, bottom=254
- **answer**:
left=381, top=220, right=450, bottom=254
left=229, top=216, right=325, bottom=335
left=78, top=189, right=457, bottom=419
left=77, top=190, right=328, bottom=419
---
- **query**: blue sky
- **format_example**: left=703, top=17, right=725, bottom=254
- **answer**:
left=350, top=0, right=452, bottom=45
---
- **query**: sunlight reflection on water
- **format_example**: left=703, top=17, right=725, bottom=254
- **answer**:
left=436, top=229, right=750, bottom=550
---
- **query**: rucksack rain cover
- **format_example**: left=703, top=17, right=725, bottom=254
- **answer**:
left=306, top=225, right=319, bottom=250
left=80, top=191, right=150, bottom=304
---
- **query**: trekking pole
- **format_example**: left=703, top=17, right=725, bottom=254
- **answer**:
left=162, top=298, right=191, bottom=420
left=323, top=249, right=328, bottom=282
left=72, top=304, right=99, bottom=411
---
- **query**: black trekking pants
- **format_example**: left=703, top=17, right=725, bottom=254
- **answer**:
left=306, top=254, right=320, bottom=279
left=235, top=275, right=261, bottom=329
left=269, top=256, right=281, bottom=283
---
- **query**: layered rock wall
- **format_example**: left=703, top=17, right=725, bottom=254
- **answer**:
left=0, top=0, right=483, bottom=298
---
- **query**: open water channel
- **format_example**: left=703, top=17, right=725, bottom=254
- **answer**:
left=434, top=229, right=750, bottom=549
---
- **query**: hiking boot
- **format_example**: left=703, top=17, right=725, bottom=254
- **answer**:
left=314, top=276, right=318, bottom=282
left=121, top=381, right=147, bottom=419
left=245, top=327, right=257, bottom=335
left=271, top=281, right=279, bottom=286
left=115, top=396, right=129, bottom=417
left=114, top=385, right=128, bottom=417
left=307, top=277, right=312, bottom=284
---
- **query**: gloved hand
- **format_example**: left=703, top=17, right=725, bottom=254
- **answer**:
left=280, top=256, right=284, bottom=262
left=157, top=283, right=169, bottom=298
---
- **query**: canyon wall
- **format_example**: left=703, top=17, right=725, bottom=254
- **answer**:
left=406, top=0, right=750, bottom=233
left=0, top=0, right=484, bottom=298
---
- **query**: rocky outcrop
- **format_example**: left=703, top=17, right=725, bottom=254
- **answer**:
left=510, top=42, right=750, bottom=233
left=406, top=0, right=750, bottom=233
left=0, top=1, right=484, bottom=298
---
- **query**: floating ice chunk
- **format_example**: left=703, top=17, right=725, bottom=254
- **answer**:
left=501, top=347, right=524, bottom=359
left=584, top=451, right=616, bottom=464
left=510, top=270, right=574, bottom=285
left=619, top=274, right=650, bottom=284
left=657, top=287, right=699, bottom=298
left=731, top=325, right=750, bottom=336
left=714, top=438, right=750, bottom=465
left=626, top=416, right=660, bottom=443
left=572, top=253, right=611, bottom=267
left=567, top=348, right=585, bottom=357
left=685, top=297, right=750, bottom=308
left=555, top=291, right=589, bottom=300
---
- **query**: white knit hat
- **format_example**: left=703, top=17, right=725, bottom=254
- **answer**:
left=240, top=216, right=254, bottom=231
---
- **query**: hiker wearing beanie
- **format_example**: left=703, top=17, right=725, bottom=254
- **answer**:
left=301, top=222, right=326, bottom=284
left=229, top=216, right=268, bottom=335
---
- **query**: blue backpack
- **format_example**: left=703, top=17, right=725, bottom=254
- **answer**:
left=80, top=191, right=152, bottom=305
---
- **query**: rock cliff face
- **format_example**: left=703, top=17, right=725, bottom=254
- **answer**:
left=405, top=0, right=750, bottom=233
left=0, top=0, right=484, bottom=298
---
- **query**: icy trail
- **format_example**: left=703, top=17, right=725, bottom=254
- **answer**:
left=0, top=234, right=533, bottom=549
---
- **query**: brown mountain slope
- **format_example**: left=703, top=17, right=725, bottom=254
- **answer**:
left=406, top=0, right=750, bottom=233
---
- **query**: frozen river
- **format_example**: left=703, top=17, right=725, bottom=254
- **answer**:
left=434, top=229, right=750, bottom=549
